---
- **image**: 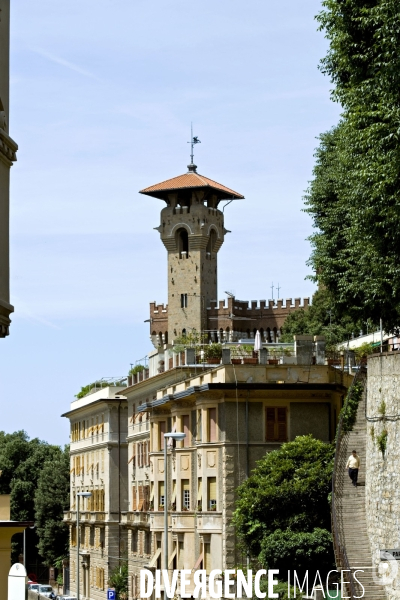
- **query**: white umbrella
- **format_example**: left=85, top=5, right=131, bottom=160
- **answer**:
left=254, top=330, right=262, bottom=352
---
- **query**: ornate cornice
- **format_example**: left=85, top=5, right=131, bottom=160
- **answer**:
left=0, top=128, right=17, bottom=167
left=0, top=300, right=13, bottom=338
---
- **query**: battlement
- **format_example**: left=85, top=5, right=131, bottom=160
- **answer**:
left=150, top=302, right=169, bottom=315
left=207, top=296, right=310, bottom=313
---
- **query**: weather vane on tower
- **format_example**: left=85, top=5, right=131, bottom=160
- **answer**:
left=187, top=123, right=201, bottom=171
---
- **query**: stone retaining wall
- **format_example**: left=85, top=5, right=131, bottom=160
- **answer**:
left=366, top=353, right=400, bottom=599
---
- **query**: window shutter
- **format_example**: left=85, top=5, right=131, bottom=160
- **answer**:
left=132, top=486, right=137, bottom=511
left=208, top=477, right=217, bottom=501
left=197, top=479, right=202, bottom=501
left=277, top=408, right=287, bottom=442
left=266, top=408, right=276, bottom=441
left=143, top=485, right=150, bottom=511
left=138, top=485, right=144, bottom=510
left=208, top=408, right=217, bottom=442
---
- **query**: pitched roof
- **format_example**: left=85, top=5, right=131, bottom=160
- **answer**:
left=139, top=171, right=244, bottom=200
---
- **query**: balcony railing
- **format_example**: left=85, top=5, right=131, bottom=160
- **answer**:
left=128, top=421, right=150, bottom=437
left=70, top=432, right=127, bottom=450
left=63, top=510, right=106, bottom=523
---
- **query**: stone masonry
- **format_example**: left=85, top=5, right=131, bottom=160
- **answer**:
left=366, top=353, right=400, bottom=599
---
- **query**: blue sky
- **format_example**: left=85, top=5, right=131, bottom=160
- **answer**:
left=0, top=0, right=340, bottom=445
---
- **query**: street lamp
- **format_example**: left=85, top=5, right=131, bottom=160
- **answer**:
left=163, top=432, right=186, bottom=572
left=76, top=492, right=92, bottom=600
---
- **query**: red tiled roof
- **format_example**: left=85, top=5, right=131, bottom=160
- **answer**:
left=140, top=171, right=244, bottom=199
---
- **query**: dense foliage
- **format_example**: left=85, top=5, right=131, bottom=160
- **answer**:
left=306, top=0, right=400, bottom=332
left=0, top=431, right=69, bottom=566
left=35, top=446, right=70, bottom=565
left=280, top=288, right=369, bottom=346
left=233, top=436, right=335, bottom=580
left=340, top=381, right=364, bottom=434
left=108, top=562, right=129, bottom=599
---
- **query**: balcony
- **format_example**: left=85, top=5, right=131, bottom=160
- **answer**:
left=196, top=512, right=222, bottom=533
left=121, top=511, right=150, bottom=527
left=63, top=511, right=106, bottom=523
left=127, top=421, right=150, bottom=438
left=70, top=432, right=127, bottom=451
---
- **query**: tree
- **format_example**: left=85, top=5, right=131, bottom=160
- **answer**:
left=233, top=436, right=334, bottom=580
left=280, top=287, right=369, bottom=346
left=108, top=562, right=128, bottom=599
left=35, top=446, right=70, bottom=566
left=0, top=430, right=69, bottom=566
left=306, top=0, right=400, bottom=332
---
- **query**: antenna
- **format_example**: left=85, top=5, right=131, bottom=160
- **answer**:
left=187, top=122, right=201, bottom=167
left=277, top=283, right=281, bottom=298
left=271, top=282, right=274, bottom=300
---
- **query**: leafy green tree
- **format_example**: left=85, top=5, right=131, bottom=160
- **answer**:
left=35, top=446, right=70, bottom=566
left=0, top=431, right=69, bottom=566
left=306, top=0, right=400, bottom=332
left=108, top=562, right=128, bottom=599
left=280, top=288, right=369, bottom=346
left=233, top=436, right=334, bottom=579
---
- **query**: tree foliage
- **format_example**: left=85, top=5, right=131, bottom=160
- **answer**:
left=0, top=431, right=69, bottom=566
left=108, top=562, right=129, bottom=599
left=233, top=436, right=334, bottom=579
left=280, top=288, right=369, bottom=346
left=35, top=446, right=70, bottom=566
left=306, top=0, right=400, bottom=332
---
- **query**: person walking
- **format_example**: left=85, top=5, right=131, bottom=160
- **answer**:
left=346, top=450, right=360, bottom=487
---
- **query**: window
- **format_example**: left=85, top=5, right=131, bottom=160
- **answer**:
left=144, top=531, right=152, bottom=555
left=265, top=407, right=287, bottom=442
left=159, top=482, right=165, bottom=508
left=182, top=480, right=190, bottom=510
left=183, top=415, right=190, bottom=447
left=208, top=408, right=217, bottom=442
left=177, top=228, right=189, bottom=258
left=208, top=477, right=217, bottom=511
left=197, top=478, right=202, bottom=511
left=131, top=529, right=138, bottom=553
left=181, top=294, right=188, bottom=308
left=132, top=485, right=137, bottom=511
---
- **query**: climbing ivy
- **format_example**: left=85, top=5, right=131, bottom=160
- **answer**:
left=339, top=381, right=363, bottom=433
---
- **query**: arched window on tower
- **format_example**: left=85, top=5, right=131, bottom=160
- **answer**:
left=177, top=228, right=189, bottom=259
left=206, top=229, right=217, bottom=258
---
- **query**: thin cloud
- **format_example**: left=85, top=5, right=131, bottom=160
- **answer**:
left=31, top=48, right=102, bottom=82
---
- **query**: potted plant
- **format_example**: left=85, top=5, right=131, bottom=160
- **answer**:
left=230, top=345, right=242, bottom=364
left=204, top=343, right=223, bottom=364
left=239, top=344, right=256, bottom=364
left=267, top=348, right=279, bottom=365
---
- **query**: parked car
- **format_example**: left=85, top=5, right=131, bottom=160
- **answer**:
left=27, top=584, right=40, bottom=593
left=38, top=585, right=54, bottom=598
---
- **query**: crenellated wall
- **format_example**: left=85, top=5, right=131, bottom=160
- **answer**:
left=149, top=295, right=310, bottom=345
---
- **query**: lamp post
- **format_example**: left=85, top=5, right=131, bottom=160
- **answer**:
left=76, top=492, right=92, bottom=600
left=163, top=432, right=186, bottom=572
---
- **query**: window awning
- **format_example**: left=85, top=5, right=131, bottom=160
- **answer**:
left=168, top=547, right=177, bottom=568
left=150, top=486, right=154, bottom=502
left=197, top=481, right=202, bottom=501
left=148, top=547, right=162, bottom=569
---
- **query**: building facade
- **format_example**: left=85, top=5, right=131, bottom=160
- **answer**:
left=0, top=0, right=18, bottom=338
left=63, top=162, right=351, bottom=599
left=63, top=387, right=129, bottom=598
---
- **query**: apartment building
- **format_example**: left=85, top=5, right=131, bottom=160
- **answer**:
left=63, top=160, right=352, bottom=598
left=63, top=385, right=129, bottom=598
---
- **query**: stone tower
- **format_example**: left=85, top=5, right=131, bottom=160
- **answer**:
left=140, top=162, right=244, bottom=341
